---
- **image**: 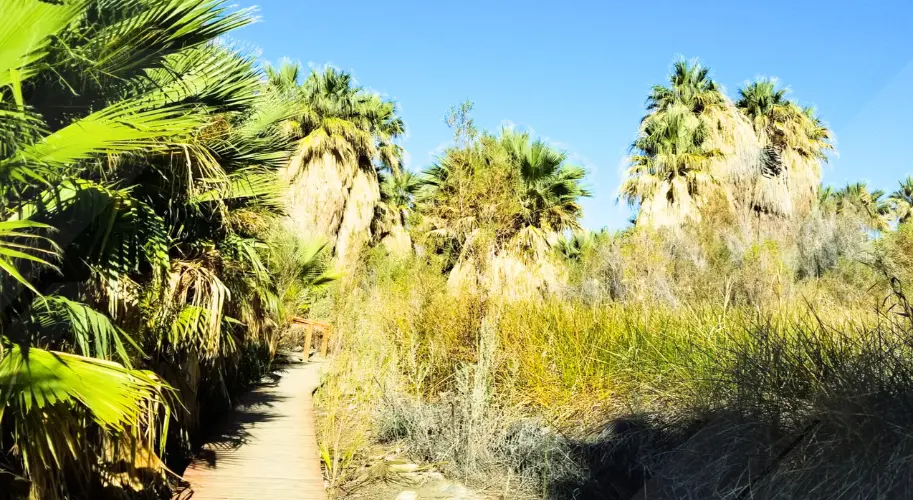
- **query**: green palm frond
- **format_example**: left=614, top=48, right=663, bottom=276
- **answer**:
left=194, top=167, right=284, bottom=208
left=499, top=128, right=589, bottom=232
left=0, top=343, right=169, bottom=495
left=555, top=231, right=596, bottom=261
left=0, top=0, right=83, bottom=91
left=0, top=220, right=61, bottom=295
left=144, top=43, right=260, bottom=112
left=31, top=0, right=253, bottom=117
left=647, top=59, right=723, bottom=115
left=0, top=106, right=46, bottom=161
left=0, top=344, right=166, bottom=430
left=4, top=102, right=203, bottom=174
left=222, top=234, right=269, bottom=280
left=27, top=295, right=139, bottom=365
left=12, top=180, right=170, bottom=276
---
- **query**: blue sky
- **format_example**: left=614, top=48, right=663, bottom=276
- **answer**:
left=236, top=0, right=913, bottom=229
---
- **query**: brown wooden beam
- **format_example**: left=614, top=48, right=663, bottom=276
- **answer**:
left=303, top=323, right=314, bottom=359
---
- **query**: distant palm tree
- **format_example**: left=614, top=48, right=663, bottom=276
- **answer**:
left=379, top=170, right=423, bottom=226
left=555, top=231, right=597, bottom=261
left=834, top=182, right=892, bottom=230
left=624, top=59, right=734, bottom=226
left=418, top=127, right=589, bottom=260
left=736, top=79, right=833, bottom=214
left=736, top=79, right=791, bottom=134
left=373, top=170, right=422, bottom=255
left=296, top=67, right=404, bottom=171
left=818, top=184, right=838, bottom=210
left=890, top=176, right=913, bottom=224
left=737, top=79, right=833, bottom=162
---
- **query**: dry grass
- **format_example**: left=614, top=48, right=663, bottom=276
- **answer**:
left=312, top=220, right=913, bottom=498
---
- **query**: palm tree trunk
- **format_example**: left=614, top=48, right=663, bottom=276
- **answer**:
left=335, top=165, right=380, bottom=262
left=282, top=151, right=380, bottom=262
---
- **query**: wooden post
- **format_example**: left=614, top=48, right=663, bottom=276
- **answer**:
left=319, top=325, right=331, bottom=357
left=303, top=323, right=314, bottom=359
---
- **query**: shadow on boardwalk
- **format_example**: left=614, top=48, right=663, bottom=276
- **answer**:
left=176, top=361, right=326, bottom=500
left=194, top=391, right=289, bottom=468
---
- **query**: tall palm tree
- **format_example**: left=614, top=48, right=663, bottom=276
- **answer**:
left=624, top=59, right=747, bottom=226
left=736, top=79, right=833, bottom=214
left=277, top=62, right=405, bottom=262
left=736, top=81, right=834, bottom=159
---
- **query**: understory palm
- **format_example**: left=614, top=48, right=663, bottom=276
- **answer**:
left=0, top=1, right=301, bottom=497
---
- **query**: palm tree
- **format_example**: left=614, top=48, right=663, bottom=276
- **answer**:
left=0, top=1, right=299, bottom=496
left=625, top=59, right=753, bottom=226
left=374, top=171, right=422, bottom=255
left=621, top=106, right=721, bottom=226
left=501, top=129, right=590, bottom=233
left=555, top=231, right=597, bottom=261
left=889, top=176, right=913, bottom=224
left=376, top=171, right=419, bottom=253
left=277, top=63, right=405, bottom=262
left=834, top=182, right=892, bottom=231
left=418, top=125, right=589, bottom=262
left=736, top=79, right=791, bottom=137
left=736, top=79, right=833, bottom=213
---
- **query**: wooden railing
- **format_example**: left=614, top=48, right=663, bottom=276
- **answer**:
left=290, top=316, right=333, bottom=358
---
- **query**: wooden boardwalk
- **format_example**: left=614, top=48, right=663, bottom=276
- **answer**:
left=179, top=361, right=327, bottom=499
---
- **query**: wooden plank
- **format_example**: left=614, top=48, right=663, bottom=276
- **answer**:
left=303, top=323, right=314, bottom=359
left=290, top=316, right=331, bottom=329
left=179, top=362, right=327, bottom=499
left=319, top=326, right=330, bottom=357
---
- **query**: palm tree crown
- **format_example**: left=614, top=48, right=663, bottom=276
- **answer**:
left=647, top=60, right=724, bottom=115
left=500, top=129, right=590, bottom=233
left=277, top=63, right=405, bottom=174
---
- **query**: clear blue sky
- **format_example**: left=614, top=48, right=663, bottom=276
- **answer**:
left=236, top=0, right=913, bottom=229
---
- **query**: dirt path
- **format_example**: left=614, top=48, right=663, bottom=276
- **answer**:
left=179, top=361, right=326, bottom=499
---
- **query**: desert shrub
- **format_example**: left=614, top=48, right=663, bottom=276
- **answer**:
left=795, top=210, right=871, bottom=278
